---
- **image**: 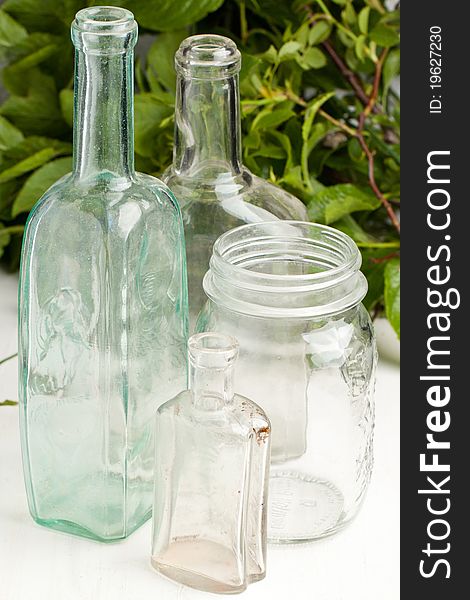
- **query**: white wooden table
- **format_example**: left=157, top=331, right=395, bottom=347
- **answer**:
left=0, top=268, right=399, bottom=600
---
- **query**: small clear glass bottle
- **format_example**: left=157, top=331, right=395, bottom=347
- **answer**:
left=18, top=7, right=188, bottom=542
left=162, top=34, right=308, bottom=325
left=151, top=333, right=271, bottom=594
left=197, top=222, right=377, bottom=543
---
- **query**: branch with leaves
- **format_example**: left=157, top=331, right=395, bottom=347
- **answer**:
left=0, top=0, right=400, bottom=338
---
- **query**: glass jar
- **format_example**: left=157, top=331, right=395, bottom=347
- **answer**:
left=18, top=7, right=188, bottom=542
left=162, top=34, right=308, bottom=326
left=196, top=221, right=377, bottom=543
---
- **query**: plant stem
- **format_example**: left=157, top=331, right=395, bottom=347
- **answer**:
left=318, top=109, right=357, bottom=136
left=323, top=39, right=379, bottom=111
left=357, top=242, right=400, bottom=249
left=240, top=1, right=248, bottom=45
left=369, top=251, right=400, bottom=263
left=355, top=49, right=400, bottom=234
left=0, top=352, right=17, bottom=367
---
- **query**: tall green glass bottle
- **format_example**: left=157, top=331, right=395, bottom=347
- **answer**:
left=18, top=7, right=188, bottom=542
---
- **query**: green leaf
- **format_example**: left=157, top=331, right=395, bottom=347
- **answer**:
left=308, top=21, right=332, bottom=46
left=278, top=41, right=302, bottom=61
left=0, top=400, right=18, bottom=406
left=0, top=115, right=24, bottom=151
left=384, top=258, right=400, bottom=338
left=260, top=45, right=278, bottom=64
left=361, top=248, right=388, bottom=311
left=252, top=145, right=286, bottom=159
left=251, top=106, right=295, bottom=131
left=245, top=0, right=302, bottom=26
left=243, top=129, right=261, bottom=150
left=0, top=136, right=71, bottom=182
left=369, top=23, right=400, bottom=47
left=0, top=147, right=62, bottom=183
left=347, top=137, right=363, bottom=162
left=12, top=156, right=72, bottom=216
left=0, top=9, right=27, bottom=59
left=365, top=0, right=385, bottom=14
left=147, top=30, right=187, bottom=93
left=294, top=22, right=310, bottom=47
left=89, top=0, right=224, bottom=32
left=302, top=91, right=335, bottom=142
left=282, top=165, right=304, bottom=193
left=358, top=6, right=371, bottom=35
left=2, top=34, right=61, bottom=95
left=59, top=89, right=74, bottom=128
left=3, top=0, right=84, bottom=33
left=301, top=121, right=330, bottom=187
left=383, top=48, right=400, bottom=100
left=342, top=2, right=356, bottom=26
left=307, top=183, right=380, bottom=224
left=334, top=214, right=376, bottom=244
left=240, top=53, right=261, bottom=83
left=2, top=135, right=71, bottom=162
left=0, top=72, right=66, bottom=137
left=134, top=94, right=173, bottom=158
left=297, top=47, right=327, bottom=70
left=354, top=34, right=367, bottom=61
left=268, top=131, right=293, bottom=169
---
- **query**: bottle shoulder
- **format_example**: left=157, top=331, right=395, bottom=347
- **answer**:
left=164, top=165, right=307, bottom=220
left=158, top=392, right=270, bottom=441
left=24, top=171, right=182, bottom=233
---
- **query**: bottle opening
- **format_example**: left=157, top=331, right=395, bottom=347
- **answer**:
left=75, top=6, right=134, bottom=30
left=188, top=333, right=239, bottom=369
left=72, top=6, right=137, bottom=53
left=175, top=34, right=241, bottom=79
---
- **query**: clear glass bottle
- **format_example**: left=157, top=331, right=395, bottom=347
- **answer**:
left=196, top=222, right=377, bottom=543
left=151, top=333, right=271, bottom=594
left=162, top=34, right=308, bottom=325
left=17, top=7, right=188, bottom=542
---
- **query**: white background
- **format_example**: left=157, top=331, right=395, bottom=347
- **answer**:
left=0, top=269, right=400, bottom=600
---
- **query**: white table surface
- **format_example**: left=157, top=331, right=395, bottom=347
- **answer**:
left=0, top=268, right=400, bottom=600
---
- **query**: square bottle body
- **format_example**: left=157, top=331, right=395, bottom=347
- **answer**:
left=19, top=175, right=188, bottom=541
left=151, top=392, right=270, bottom=593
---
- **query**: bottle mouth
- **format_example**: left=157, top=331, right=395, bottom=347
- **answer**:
left=204, top=222, right=368, bottom=318
left=72, top=6, right=137, bottom=54
left=188, top=333, right=239, bottom=369
left=175, top=34, right=241, bottom=79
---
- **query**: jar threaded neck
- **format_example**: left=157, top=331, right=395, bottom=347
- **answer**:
left=204, top=222, right=367, bottom=318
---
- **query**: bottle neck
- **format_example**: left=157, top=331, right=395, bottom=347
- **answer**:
left=72, top=48, right=135, bottom=180
left=173, top=73, right=242, bottom=178
left=190, top=360, right=235, bottom=411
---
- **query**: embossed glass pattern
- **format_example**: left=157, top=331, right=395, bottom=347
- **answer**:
left=162, top=34, right=308, bottom=326
left=18, top=7, right=188, bottom=542
left=196, top=222, right=377, bottom=542
left=151, top=333, right=271, bottom=594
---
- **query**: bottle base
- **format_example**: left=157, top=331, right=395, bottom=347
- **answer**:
left=268, top=470, right=351, bottom=543
left=32, top=509, right=152, bottom=543
left=151, top=538, right=250, bottom=594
